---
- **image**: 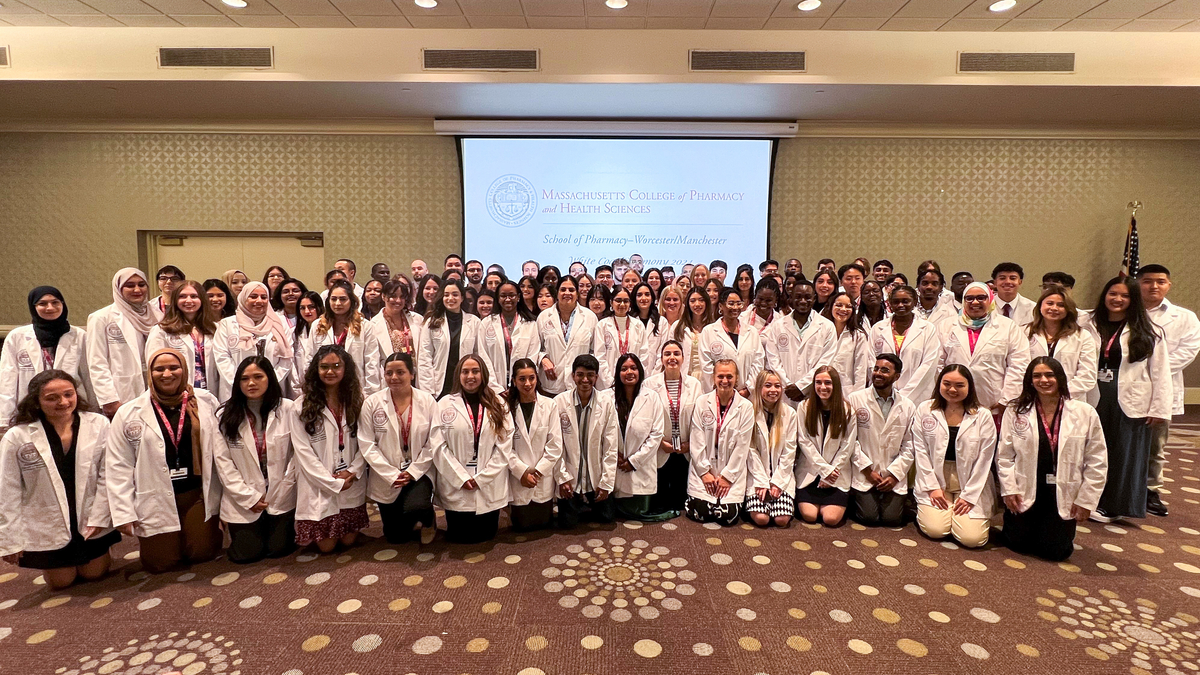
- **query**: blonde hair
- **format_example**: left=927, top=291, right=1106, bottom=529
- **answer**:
left=751, top=369, right=784, bottom=451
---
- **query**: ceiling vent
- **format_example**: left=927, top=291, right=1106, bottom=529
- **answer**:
left=423, top=49, right=539, bottom=72
left=957, top=52, right=1074, bottom=73
left=690, top=50, right=805, bottom=73
left=0, top=47, right=9, bottom=68
left=158, top=47, right=274, bottom=69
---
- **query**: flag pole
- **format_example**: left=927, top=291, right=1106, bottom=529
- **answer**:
left=1120, top=200, right=1142, bottom=280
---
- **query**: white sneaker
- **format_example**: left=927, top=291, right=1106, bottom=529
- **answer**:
left=1089, top=510, right=1114, bottom=524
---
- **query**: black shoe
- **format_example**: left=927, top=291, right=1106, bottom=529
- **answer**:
left=1147, top=491, right=1168, bottom=517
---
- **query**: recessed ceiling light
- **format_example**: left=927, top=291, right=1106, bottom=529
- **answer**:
left=221, top=0, right=247, bottom=7
left=797, top=0, right=821, bottom=11
left=414, top=0, right=437, bottom=7
left=988, top=0, right=1016, bottom=10
left=606, top=0, right=628, bottom=7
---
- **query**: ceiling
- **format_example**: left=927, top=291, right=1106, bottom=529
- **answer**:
left=1, top=0, right=1200, bottom=30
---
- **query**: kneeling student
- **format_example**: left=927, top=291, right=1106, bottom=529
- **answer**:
left=848, top=354, right=917, bottom=527
left=554, top=355, right=620, bottom=528
left=685, top=359, right=754, bottom=527
left=744, top=369, right=798, bottom=528
left=795, top=366, right=857, bottom=527
left=506, top=359, right=563, bottom=532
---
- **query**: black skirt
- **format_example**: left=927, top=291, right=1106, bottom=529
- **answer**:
left=19, top=529, right=121, bottom=570
left=796, top=480, right=849, bottom=508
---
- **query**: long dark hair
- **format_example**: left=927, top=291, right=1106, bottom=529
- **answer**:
left=505, top=357, right=539, bottom=413
left=821, top=290, right=863, bottom=334
left=1092, top=276, right=1158, bottom=363
left=932, top=363, right=980, bottom=414
left=733, top=265, right=755, bottom=305
left=858, top=280, right=887, bottom=325
left=294, top=291, right=323, bottom=343
left=1015, top=356, right=1071, bottom=414
left=675, top=286, right=712, bottom=341
left=203, top=278, right=236, bottom=318
left=413, top=274, right=442, bottom=316
left=586, top=283, right=612, bottom=319
left=811, top=270, right=838, bottom=304
left=803, top=365, right=849, bottom=438
left=426, top=278, right=464, bottom=330
left=518, top=275, right=539, bottom=315
left=613, top=353, right=645, bottom=436
left=218, top=356, right=283, bottom=442
left=263, top=266, right=291, bottom=309
left=272, top=277, right=309, bottom=314
left=383, top=351, right=416, bottom=383
left=632, top=282, right=661, bottom=335
left=10, top=370, right=89, bottom=427
left=497, top=280, right=536, bottom=322
left=299, top=345, right=363, bottom=436
left=450, top=354, right=507, bottom=435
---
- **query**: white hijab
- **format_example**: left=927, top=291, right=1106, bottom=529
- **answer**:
left=111, top=267, right=162, bottom=336
left=235, top=281, right=293, bottom=359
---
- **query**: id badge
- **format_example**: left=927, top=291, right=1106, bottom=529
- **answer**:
left=1046, top=474, right=1057, bottom=485
left=169, top=467, right=189, bottom=481
left=1097, top=369, right=1114, bottom=383
left=466, top=461, right=478, bottom=474
left=334, top=461, right=348, bottom=473
left=671, top=434, right=681, bottom=453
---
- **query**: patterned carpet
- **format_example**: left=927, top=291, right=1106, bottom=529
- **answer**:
left=5, top=416, right=1200, bottom=675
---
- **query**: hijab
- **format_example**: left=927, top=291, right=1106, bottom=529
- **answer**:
left=147, top=348, right=203, bottom=473
left=959, top=282, right=994, bottom=331
left=28, top=286, right=70, bottom=350
left=235, top=282, right=294, bottom=359
left=112, top=267, right=162, bottom=336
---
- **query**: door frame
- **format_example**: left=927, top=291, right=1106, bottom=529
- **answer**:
left=139, top=230, right=325, bottom=279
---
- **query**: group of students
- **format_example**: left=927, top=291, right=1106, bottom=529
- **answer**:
left=1, top=253, right=1196, bottom=590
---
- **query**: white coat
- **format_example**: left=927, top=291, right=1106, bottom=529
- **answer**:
left=1146, top=299, right=1200, bottom=416
left=0, top=413, right=113, bottom=557
left=537, top=306, right=599, bottom=394
left=1028, top=329, right=1098, bottom=403
left=146, top=326, right=220, bottom=399
left=746, top=403, right=798, bottom=495
left=430, top=393, right=513, bottom=513
left=917, top=296, right=958, bottom=328
left=847, top=388, right=917, bottom=494
left=638, top=316, right=671, bottom=375
left=938, top=315, right=1031, bottom=410
left=643, top=372, right=703, bottom=468
left=594, top=316, right=651, bottom=390
left=288, top=398, right=367, bottom=523
left=213, top=316, right=296, bottom=402
left=996, top=400, right=1108, bottom=520
left=86, top=304, right=148, bottom=407
left=794, top=400, right=858, bottom=491
left=666, top=322, right=705, bottom=380
left=868, top=317, right=942, bottom=403
left=763, top=312, right=837, bottom=401
left=369, top=311, right=425, bottom=363
left=210, top=398, right=298, bottom=524
left=507, top=394, right=563, bottom=506
left=739, top=307, right=782, bottom=334
left=553, top=388, right=620, bottom=494
left=0, top=325, right=90, bottom=426
left=106, top=390, right=222, bottom=537
left=687, top=392, right=754, bottom=503
left=992, top=294, right=1036, bottom=326
left=305, top=319, right=384, bottom=396
left=615, top=391, right=665, bottom=496
left=911, top=401, right=997, bottom=519
left=358, top=387, right=438, bottom=504
left=478, top=314, right=542, bottom=394
left=698, top=321, right=764, bottom=393
left=1080, top=321, right=1173, bottom=420
left=828, top=325, right=874, bottom=392
left=417, top=313, right=482, bottom=396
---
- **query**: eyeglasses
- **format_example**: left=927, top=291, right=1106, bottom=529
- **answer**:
left=158, top=275, right=181, bottom=282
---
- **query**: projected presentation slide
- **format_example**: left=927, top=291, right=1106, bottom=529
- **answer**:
left=461, top=138, right=772, bottom=276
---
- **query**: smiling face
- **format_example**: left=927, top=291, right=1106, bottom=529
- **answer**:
left=537, top=287, right=556, bottom=311
left=207, top=287, right=227, bottom=313
left=813, top=372, right=834, bottom=401
left=963, top=286, right=990, bottom=320
left=713, top=362, right=737, bottom=394
left=543, top=268, right=560, bottom=287
left=661, top=342, right=683, bottom=372
left=318, top=352, right=345, bottom=387
left=889, top=290, right=915, bottom=319
left=38, top=378, right=77, bottom=418
left=1040, top=293, right=1067, bottom=322
left=523, top=262, right=539, bottom=278
left=1031, top=363, right=1059, bottom=396
left=229, top=272, right=249, bottom=296
left=121, top=275, right=149, bottom=305
left=176, top=286, right=203, bottom=318
left=475, top=294, right=494, bottom=318
left=576, top=276, right=592, bottom=299
left=514, top=366, right=538, bottom=399
left=687, top=292, right=707, bottom=320
left=760, top=373, right=783, bottom=405
left=280, top=282, right=303, bottom=312
left=557, top=280, right=578, bottom=311
left=993, top=271, right=1022, bottom=301
left=720, top=293, right=743, bottom=321
left=939, top=370, right=969, bottom=403
left=423, top=279, right=441, bottom=304
left=151, top=355, right=184, bottom=394
left=497, top=284, right=520, bottom=315
left=299, top=297, right=320, bottom=323
left=831, top=294, right=854, bottom=324
left=813, top=274, right=836, bottom=301
left=485, top=274, right=503, bottom=292
left=871, top=358, right=899, bottom=389
left=753, top=287, right=776, bottom=315
left=239, top=363, right=269, bottom=400
left=442, top=285, right=463, bottom=313
left=873, top=263, right=892, bottom=282
left=619, top=359, right=641, bottom=387
left=34, top=294, right=63, bottom=321
left=661, top=288, right=681, bottom=316
left=384, top=359, right=412, bottom=391
left=266, top=268, right=286, bottom=291
left=611, top=290, right=631, bottom=317
left=385, top=286, right=408, bottom=314
left=635, top=286, right=654, bottom=313
left=458, top=357, right=483, bottom=393
left=1105, top=283, right=1131, bottom=314
left=790, top=284, right=815, bottom=315
left=244, top=286, right=271, bottom=318
left=573, top=367, right=597, bottom=398
left=918, top=272, right=943, bottom=303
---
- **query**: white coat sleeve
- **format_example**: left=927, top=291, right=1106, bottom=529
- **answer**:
left=356, top=400, right=401, bottom=488
left=853, top=332, right=874, bottom=391
left=86, top=313, right=120, bottom=407
left=746, top=432, right=770, bottom=490
left=289, top=414, right=343, bottom=497
left=911, top=417, right=941, bottom=495
left=104, top=407, right=138, bottom=528
left=808, top=328, right=837, bottom=388
left=598, top=404, right=620, bottom=493
left=430, top=420, right=472, bottom=489
left=1168, top=311, right=1200, bottom=374
left=1000, top=326, right=1032, bottom=407
left=771, top=412, right=799, bottom=490
left=359, top=324, right=384, bottom=395
left=0, top=432, right=26, bottom=557
left=830, top=412, right=857, bottom=476
left=475, top=417, right=514, bottom=490
left=884, top=414, right=916, bottom=484
left=1071, top=331, right=1099, bottom=402
left=1148, top=341, right=1174, bottom=420
left=797, top=420, right=834, bottom=479
left=594, top=325, right=614, bottom=391
left=211, top=321, right=239, bottom=399
left=210, top=431, right=264, bottom=512
left=406, top=414, right=435, bottom=482
left=0, top=338, right=21, bottom=427
left=85, top=419, right=114, bottom=529
left=534, top=419, right=563, bottom=478
left=688, top=404, right=712, bottom=476
left=417, top=328, right=438, bottom=394
left=1074, top=408, right=1109, bottom=512
left=627, top=399, right=664, bottom=472
left=698, top=330, right=716, bottom=392
left=995, top=408, right=1020, bottom=499
left=762, top=327, right=788, bottom=388
left=958, top=414, right=996, bottom=508
left=745, top=333, right=765, bottom=390
left=718, top=406, right=754, bottom=484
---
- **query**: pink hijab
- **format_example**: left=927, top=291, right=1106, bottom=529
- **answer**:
left=235, top=281, right=293, bottom=359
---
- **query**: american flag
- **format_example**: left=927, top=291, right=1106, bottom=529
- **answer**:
left=1120, top=213, right=1139, bottom=279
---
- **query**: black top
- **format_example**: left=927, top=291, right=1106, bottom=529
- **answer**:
left=1098, top=328, right=1123, bottom=375
left=820, top=408, right=831, bottom=432
left=464, top=390, right=483, bottom=455
left=1036, top=415, right=1056, bottom=491
left=156, top=403, right=201, bottom=494
left=442, top=312, right=465, bottom=397
left=520, top=400, right=536, bottom=430
left=726, top=330, right=739, bottom=347
left=42, top=413, right=81, bottom=528
left=946, top=425, right=959, bottom=462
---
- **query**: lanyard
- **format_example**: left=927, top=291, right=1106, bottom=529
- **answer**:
left=151, top=392, right=189, bottom=455
left=335, top=329, right=348, bottom=347
left=615, top=316, right=630, bottom=354
left=966, top=327, right=982, bottom=355
left=40, top=347, right=55, bottom=370
left=1103, top=324, right=1124, bottom=359
left=713, top=394, right=733, bottom=452
left=665, top=377, right=682, bottom=430
left=327, top=404, right=345, bottom=450
left=1037, top=397, right=1065, bottom=456
left=500, top=314, right=515, bottom=357
left=247, top=411, right=266, bottom=457
left=466, top=400, right=484, bottom=465
left=398, top=400, right=414, bottom=456
left=750, top=310, right=773, bottom=328
left=560, top=309, right=575, bottom=344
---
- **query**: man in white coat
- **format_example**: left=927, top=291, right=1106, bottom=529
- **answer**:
left=1139, top=264, right=1200, bottom=517
left=848, top=354, right=917, bottom=527
left=554, top=355, right=619, bottom=528
left=938, top=282, right=1031, bottom=417
left=764, top=280, right=835, bottom=407
left=990, top=262, right=1036, bottom=326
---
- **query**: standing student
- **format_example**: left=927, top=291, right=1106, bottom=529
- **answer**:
left=838, top=264, right=867, bottom=303
left=307, top=280, right=383, bottom=397
left=480, top=280, right=542, bottom=394
left=991, top=263, right=1035, bottom=325
left=576, top=274, right=595, bottom=302
left=430, top=355, right=513, bottom=544
left=361, top=280, right=385, bottom=320
left=643, top=340, right=702, bottom=519
left=704, top=279, right=723, bottom=309
left=1026, top=286, right=1097, bottom=402
left=690, top=263, right=710, bottom=289
left=997, top=358, right=1108, bottom=561
left=822, top=291, right=872, bottom=391
left=212, top=357, right=298, bottom=564
left=744, top=369, right=798, bottom=528
left=740, top=277, right=783, bottom=332
left=538, top=276, right=598, bottom=395
left=535, top=284, right=556, bottom=312
left=699, top=289, right=764, bottom=396
left=483, top=271, right=505, bottom=294
left=554, top=355, right=620, bottom=527
left=912, top=364, right=997, bottom=548
left=107, top=349, right=222, bottom=572
left=474, top=289, right=495, bottom=319
left=0, top=371, right=118, bottom=589
left=794, top=366, right=857, bottom=527
left=671, top=287, right=712, bottom=381
left=372, top=278, right=424, bottom=364
left=858, top=281, right=889, bottom=328
left=88, top=268, right=162, bottom=417
left=658, top=285, right=684, bottom=328
left=414, top=275, right=443, bottom=317
left=1083, top=277, right=1170, bottom=522
left=213, top=282, right=295, bottom=403
left=869, top=285, right=941, bottom=403
left=203, top=278, right=236, bottom=319
left=644, top=269, right=664, bottom=296
left=915, top=269, right=957, bottom=327
left=274, top=278, right=308, bottom=327
left=586, top=284, right=611, bottom=319
left=290, top=292, right=323, bottom=394
left=848, top=355, right=916, bottom=527
left=634, top=282, right=670, bottom=375
left=0, top=287, right=90, bottom=431
left=594, top=287, right=650, bottom=390
left=733, top=266, right=755, bottom=306
left=263, top=266, right=289, bottom=299
left=764, top=280, right=835, bottom=405
left=152, top=266, right=185, bottom=315
left=938, top=282, right=1031, bottom=418
left=517, top=276, right=540, bottom=316
left=613, top=354, right=666, bottom=521
left=418, top=279, right=481, bottom=398
left=505, top=359, right=563, bottom=532
left=685, top=359, right=754, bottom=527
left=811, top=270, right=838, bottom=315
left=222, top=270, right=250, bottom=299
left=359, top=353, right=437, bottom=544
left=290, top=345, right=368, bottom=553
left=147, top=281, right=219, bottom=399
left=872, top=260, right=893, bottom=283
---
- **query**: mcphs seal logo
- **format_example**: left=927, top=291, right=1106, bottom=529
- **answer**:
left=486, top=174, right=537, bottom=228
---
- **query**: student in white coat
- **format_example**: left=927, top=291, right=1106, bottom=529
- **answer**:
left=1026, top=286, right=1097, bottom=403
left=538, top=276, right=598, bottom=395
left=765, top=281, right=836, bottom=406
left=359, top=352, right=437, bottom=544
left=146, top=280, right=220, bottom=399
left=214, top=282, right=295, bottom=403
left=0, top=287, right=90, bottom=432
left=419, top=279, right=482, bottom=398
left=211, top=356, right=298, bottom=564
left=107, top=349, right=222, bottom=573
left=554, top=354, right=620, bottom=527
left=290, top=344, right=369, bottom=553
left=869, top=285, right=941, bottom=403
left=290, top=291, right=323, bottom=396
left=430, top=354, right=513, bottom=544
left=612, top=354, right=666, bottom=520
left=997, top=357, right=1108, bottom=561
left=669, top=287, right=713, bottom=381
left=685, top=359, right=755, bottom=527
left=744, top=369, right=798, bottom=528
left=643, top=340, right=702, bottom=519
left=594, top=287, right=651, bottom=390
left=938, top=282, right=1031, bottom=418
left=0, top=371, right=118, bottom=589
left=991, top=262, right=1036, bottom=325
left=912, top=364, right=997, bottom=548
left=821, top=291, right=873, bottom=392
left=700, top=288, right=764, bottom=396
left=88, top=268, right=162, bottom=418
left=848, top=354, right=917, bottom=527
left=480, top=280, right=541, bottom=395
left=794, top=366, right=857, bottom=527
left=633, top=282, right=670, bottom=375
left=915, top=269, right=958, bottom=328
left=505, top=359, right=563, bottom=532
left=371, top=278, right=424, bottom=368
left=305, top=280, right=382, bottom=397
left=739, top=277, right=783, bottom=333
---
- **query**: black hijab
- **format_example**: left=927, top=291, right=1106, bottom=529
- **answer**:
left=28, top=286, right=70, bottom=350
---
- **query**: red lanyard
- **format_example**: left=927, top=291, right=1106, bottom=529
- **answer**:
left=465, top=400, right=485, bottom=451
left=335, top=329, right=348, bottom=347
left=1103, top=324, right=1124, bottom=359
left=750, top=311, right=773, bottom=328
left=40, top=347, right=55, bottom=369
left=397, top=400, right=414, bottom=453
left=193, top=334, right=206, bottom=367
left=713, top=394, right=733, bottom=451
left=500, top=314, right=515, bottom=355
left=665, top=378, right=682, bottom=426
left=1037, top=398, right=1064, bottom=456
left=151, top=392, right=189, bottom=451
left=247, top=411, right=266, bottom=458
left=327, top=404, right=344, bottom=449
left=616, top=317, right=630, bottom=355
left=966, top=327, right=982, bottom=355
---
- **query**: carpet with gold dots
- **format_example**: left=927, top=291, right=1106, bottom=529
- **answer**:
left=5, top=416, right=1200, bottom=675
